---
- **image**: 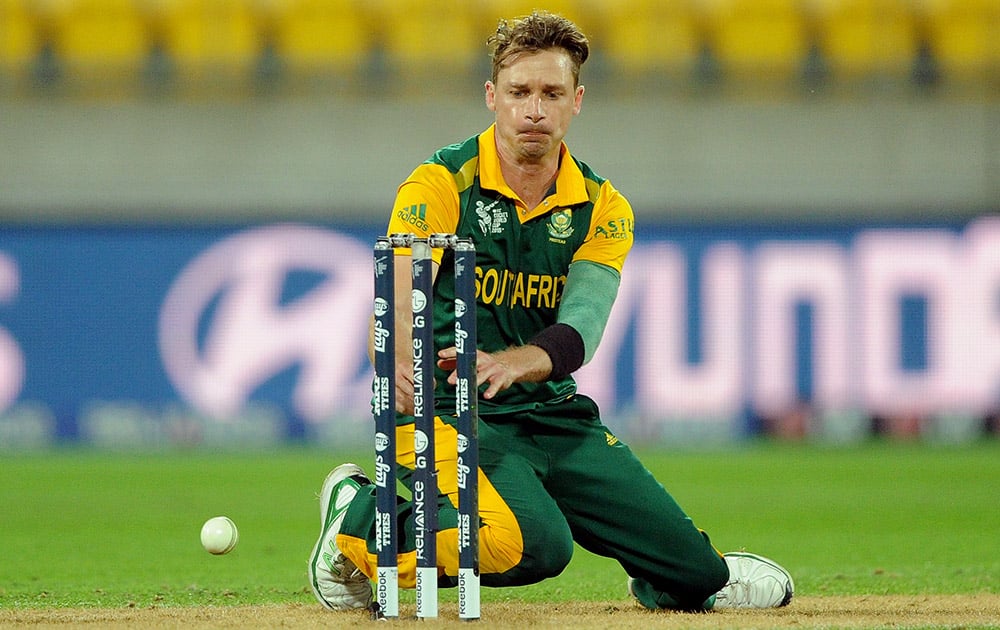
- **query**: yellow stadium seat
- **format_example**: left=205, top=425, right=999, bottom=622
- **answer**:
left=604, top=0, right=702, bottom=75
left=0, top=0, right=39, bottom=71
left=47, top=0, right=148, bottom=73
left=810, top=0, right=918, bottom=78
left=702, top=0, right=810, bottom=77
left=153, top=0, right=259, bottom=74
left=375, top=0, right=483, bottom=85
left=269, top=0, right=373, bottom=73
left=920, top=0, right=1000, bottom=79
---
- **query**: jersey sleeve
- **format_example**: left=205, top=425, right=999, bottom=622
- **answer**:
left=573, top=179, right=635, bottom=272
left=387, top=162, right=461, bottom=263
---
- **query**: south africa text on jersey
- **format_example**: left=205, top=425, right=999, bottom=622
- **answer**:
left=476, top=267, right=566, bottom=310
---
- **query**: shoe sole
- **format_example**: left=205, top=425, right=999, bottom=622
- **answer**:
left=308, top=463, right=365, bottom=610
left=724, top=552, right=794, bottom=608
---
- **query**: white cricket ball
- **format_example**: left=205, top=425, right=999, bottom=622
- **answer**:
left=200, top=516, right=239, bottom=555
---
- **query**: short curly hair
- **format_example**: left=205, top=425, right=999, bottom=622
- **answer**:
left=487, top=11, right=590, bottom=86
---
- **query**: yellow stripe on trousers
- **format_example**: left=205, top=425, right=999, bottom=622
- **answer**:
left=339, top=417, right=523, bottom=587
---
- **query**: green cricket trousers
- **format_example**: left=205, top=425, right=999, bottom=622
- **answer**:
left=338, top=394, right=729, bottom=610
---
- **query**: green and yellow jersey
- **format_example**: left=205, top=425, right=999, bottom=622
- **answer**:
left=386, top=124, right=634, bottom=416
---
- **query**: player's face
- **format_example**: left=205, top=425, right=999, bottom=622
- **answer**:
left=485, top=48, right=584, bottom=164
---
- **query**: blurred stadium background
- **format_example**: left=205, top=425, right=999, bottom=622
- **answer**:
left=1, top=0, right=997, bottom=97
left=0, top=0, right=997, bottom=450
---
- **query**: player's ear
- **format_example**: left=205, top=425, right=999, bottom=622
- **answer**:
left=573, top=84, right=584, bottom=115
left=485, top=81, right=497, bottom=112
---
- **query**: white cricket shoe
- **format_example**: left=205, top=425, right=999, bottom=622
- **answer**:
left=713, top=552, right=794, bottom=609
left=307, top=463, right=374, bottom=611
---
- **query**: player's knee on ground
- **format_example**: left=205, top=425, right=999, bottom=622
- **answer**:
left=521, top=526, right=574, bottom=580
left=483, top=519, right=574, bottom=587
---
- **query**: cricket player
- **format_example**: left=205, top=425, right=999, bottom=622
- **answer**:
left=309, top=10, right=793, bottom=613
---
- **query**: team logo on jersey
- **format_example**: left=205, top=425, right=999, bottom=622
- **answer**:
left=475, top=199, right=507, bottom=235
left=547, top=209, right=574, bottom=241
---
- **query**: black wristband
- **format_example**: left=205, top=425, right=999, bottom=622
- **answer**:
left=527, top=323, right=585, bottom=380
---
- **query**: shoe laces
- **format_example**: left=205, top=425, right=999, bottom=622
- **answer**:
left=717, top=578, right=752, bottom=606
left=334, top=552, right=368, bottom=584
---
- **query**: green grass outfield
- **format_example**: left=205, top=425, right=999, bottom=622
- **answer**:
left=1, top=440, right=998, bottom=609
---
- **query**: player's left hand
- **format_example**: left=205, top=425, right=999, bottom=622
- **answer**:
left=437, top=345, right=553, bottom=400
left=437, top=348, right=513, bottom=400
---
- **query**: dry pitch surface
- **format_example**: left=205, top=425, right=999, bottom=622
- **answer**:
left=3, top=595, right=1000, bottom=628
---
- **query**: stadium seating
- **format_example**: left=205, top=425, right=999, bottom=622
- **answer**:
left=43, top=0, right=148, bottom=76
left=152, top=0, right=259, bottom=76
left=919, top=0, right=999, bottom=80
left=603, top=0, right=703, bottom=76
left=374, top=0, right=485, bottom=87
left=0, top=0, right=995, bottom=93
left=808, top=0, right=918, bottom=79
left=0, top=0, right=38, bottom=71
left=701, top=0, right=811, bottom=79
left=267, top=0, right=372, bottom=75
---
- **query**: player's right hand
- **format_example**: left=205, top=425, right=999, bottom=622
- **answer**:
left=395, top=361, right=415, bottom=416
